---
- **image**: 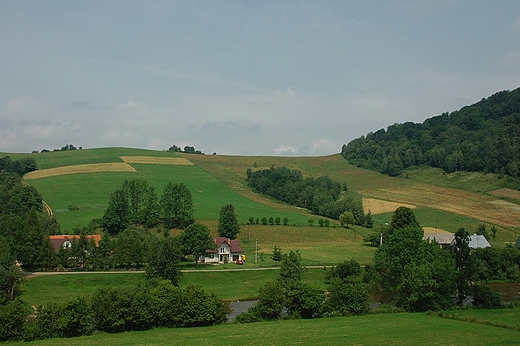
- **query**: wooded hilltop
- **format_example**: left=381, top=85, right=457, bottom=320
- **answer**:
left=342, top=88, right=520, bottom=184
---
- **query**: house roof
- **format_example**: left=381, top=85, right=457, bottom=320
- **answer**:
left=469, top=234, right=491, bottom=249
left=49, top=235, right=101, bottom=252
left=423, top=233, right=455, bottom=245
left=212, top=237, right=244, bottom=253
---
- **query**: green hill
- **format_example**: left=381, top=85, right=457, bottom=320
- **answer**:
left=342, top=88, right=520, bottom=182
left=3, top=146, right=519, bottom=246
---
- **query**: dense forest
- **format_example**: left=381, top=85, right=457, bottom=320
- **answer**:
left=246, top=166, right=371, bottom=226
left=342, top=88, right=520, bottom=179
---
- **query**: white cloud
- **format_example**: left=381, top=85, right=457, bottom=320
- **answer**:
left=310, top=139, right=336, bottom=155
left=273, top=145, right=297, bottom=155
left=115, top=101, right=143, bottom=109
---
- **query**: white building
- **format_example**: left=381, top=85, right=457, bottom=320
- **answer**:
left=203, top=237, right=245, bottom=264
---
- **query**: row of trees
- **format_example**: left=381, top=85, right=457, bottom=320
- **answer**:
left=342, top=88, right=520, bottom=179
left=102, top=180, right=194, bottom=233
left=248, top=216, right=290, bottom=226
left=246, top=166, right=372, bottom=227
left=167, top=145, right=203, bottom=154
left=235, top=251, right=370, bottom=322
left=0, top=280, right=228, bottom=342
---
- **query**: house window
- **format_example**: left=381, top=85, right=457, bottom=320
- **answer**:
left=208, top=254, right=214, bottom=259
left=220, top=247, right=225, bottom=253
left=232, top=255, right=239, bottom=262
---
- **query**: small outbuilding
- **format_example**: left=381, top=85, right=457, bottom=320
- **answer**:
left=468, top=234, right=491, bottom=249
left=423, top=233, right=455, bottom=248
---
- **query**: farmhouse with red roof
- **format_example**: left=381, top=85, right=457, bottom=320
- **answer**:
left=203, top=237, right=244, bottom=264
left=49, top=234, right=101, bottom=252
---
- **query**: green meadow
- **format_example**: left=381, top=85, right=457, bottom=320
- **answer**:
left=21, top=269, right=329, bottom=306
left=11, top=312, right=520, bottom=346
left=16, top=147, right=508, bottom=238
left=27, top=160, right=312, bottom=231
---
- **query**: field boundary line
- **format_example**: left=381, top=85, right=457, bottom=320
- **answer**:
left=24, top=162, right=137, bottom=180
left=120, top=156, right=194, bottom=165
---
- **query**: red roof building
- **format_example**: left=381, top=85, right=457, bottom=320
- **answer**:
left=49, top=235, right=101, bottom=252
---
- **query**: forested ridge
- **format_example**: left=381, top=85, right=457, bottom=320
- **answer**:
left=342, top=88, right=520, bottom=180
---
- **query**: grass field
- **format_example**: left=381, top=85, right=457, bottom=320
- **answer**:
left=27, top=162, right=312, bottom=231
left=438, top=309, right=520, bottom=330
left=21, top=269, right=329, bottom=306
left=186, top=153, right=520, bottom=243
left=11, top=312, right=520, bottom=345
left=9, top=146, right=520, bottom=242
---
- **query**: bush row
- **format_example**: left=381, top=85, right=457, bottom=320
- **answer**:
left=0, top=281, right=229, bottom=342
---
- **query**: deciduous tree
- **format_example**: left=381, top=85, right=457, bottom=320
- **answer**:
left=218, top=204, right=239, bottom=239
left=179, top=223, right=214, bottom=266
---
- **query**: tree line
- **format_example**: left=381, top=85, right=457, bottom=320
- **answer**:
left=0, top=156, right=38, bottom=176
left=167, top=145, right=204, bottom=154
left=246, top=166, right=372, bottom=227
left=342, top=88, right=520, bottom=181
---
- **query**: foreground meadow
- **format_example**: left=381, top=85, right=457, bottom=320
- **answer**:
left=11, top=312, right=520, bottom=346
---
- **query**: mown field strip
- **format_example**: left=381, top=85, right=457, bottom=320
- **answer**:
left=120, top=156, right=194, bottom=165
left=24, top=163, right=137, bottom=180
left=362, top=198, right=416, bottom=214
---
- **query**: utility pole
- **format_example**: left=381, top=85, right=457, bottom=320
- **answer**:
left=255, top=239, right=258, bottom=264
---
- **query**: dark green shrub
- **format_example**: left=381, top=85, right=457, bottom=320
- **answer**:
left=0, top=299, right=28, bottom=341
left=472, top=285, right=503, bottom=309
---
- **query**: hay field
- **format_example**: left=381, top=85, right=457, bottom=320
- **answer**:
left=489, top=188, right=520, bottom=201
left=120, top=156, right=194, bottom=165
left=360, top=185, right=520, bottom=228
left=24, top=163, right=137, bottom=180
left=362, top=198, right=415, bottom=215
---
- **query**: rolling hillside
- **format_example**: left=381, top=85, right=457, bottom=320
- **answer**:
left=3, top=146, right=519, bottom=245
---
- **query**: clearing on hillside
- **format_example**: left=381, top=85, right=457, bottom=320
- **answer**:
left=24, top=163, right=137, bottom=180
left=362, top=198, right=416, bottom=215
left=120, top=156, right=194, bottom=165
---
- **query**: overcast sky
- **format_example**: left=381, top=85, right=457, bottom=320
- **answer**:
left=1, top=1, right=520, bottom=156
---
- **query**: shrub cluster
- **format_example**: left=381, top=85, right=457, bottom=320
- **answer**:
left=235, top=254, right=371, bottom=324
left=0, top=281, right=229, bottom=342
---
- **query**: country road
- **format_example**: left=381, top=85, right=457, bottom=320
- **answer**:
left=26, top=266, right=334, bottom=277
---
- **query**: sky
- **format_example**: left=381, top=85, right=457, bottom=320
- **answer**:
left=1, top=1, right=520, bottom=156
